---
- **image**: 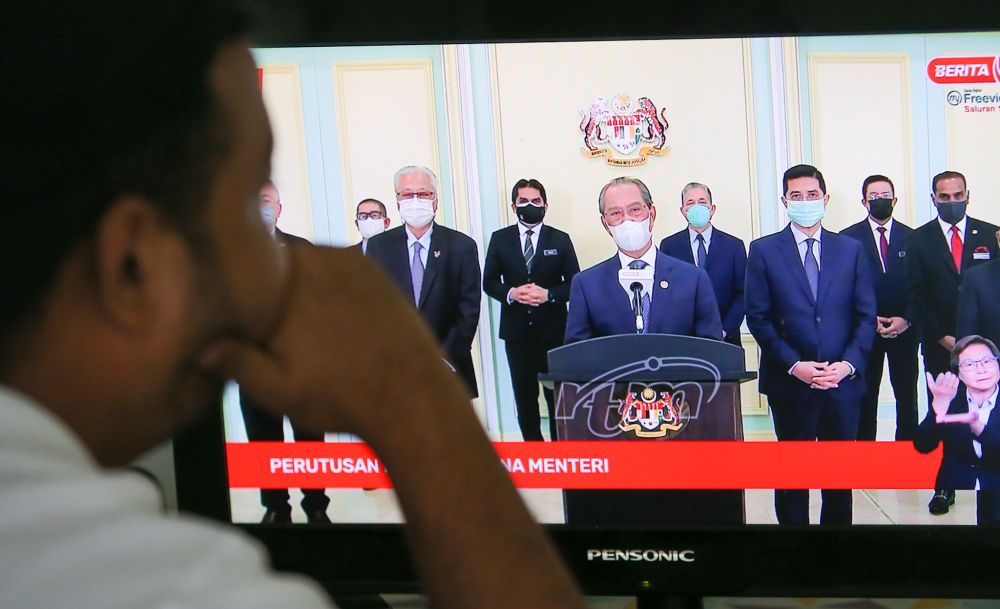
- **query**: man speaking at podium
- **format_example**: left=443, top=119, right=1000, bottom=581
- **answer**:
left=564, top=177, right=722, bottom=344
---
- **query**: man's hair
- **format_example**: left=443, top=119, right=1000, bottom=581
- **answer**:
left=261, top=179, right=280, bottom=200
left=951, top=335, right=1000, bottom=371
left=511, top=178, right=548, bottom=205
left=393, top=166, right=438, bottom=193
left=598, top=177, right=653, bottom=214
left=356, top=198, right=388, bottom=216
left=680, top=182, right=713, bottom=205
left=932, top=170, right=967, bottom=194
left=782, top=164, right=827, bottom=196
left=1, top=0, right=250, bottom=370
left=862, top=174, right=895, bottom=198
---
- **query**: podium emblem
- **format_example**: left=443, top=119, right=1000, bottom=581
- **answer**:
left=579, top=94, right=670, bottom=167
left=617, top=385, right=690, bottom=438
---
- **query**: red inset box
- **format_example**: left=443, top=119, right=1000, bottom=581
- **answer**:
left=927, top=56, right=1000, bottom=84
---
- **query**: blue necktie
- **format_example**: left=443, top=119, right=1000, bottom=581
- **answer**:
left=523, top=229, right=535, bottom=271
left=629, top=260, right=651, bottom=333
left=696, top=233, right=707, bottom=268
left=803, top=238, right=819, bottom=300
left=411, top=241, right=424, bottom=305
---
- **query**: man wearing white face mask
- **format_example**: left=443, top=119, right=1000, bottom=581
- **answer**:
left=353, top=198, right=389, bottom=254
left=564, top=176, right=722, bottom=343
left=366, top=165, right=482, bottom=397
left=746, top=164, right=876, bottom=525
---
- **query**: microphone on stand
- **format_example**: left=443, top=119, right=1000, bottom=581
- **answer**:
left=630, top=282, right=644, bottom=334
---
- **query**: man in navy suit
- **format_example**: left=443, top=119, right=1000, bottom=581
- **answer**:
left=915, top=335, right=1000, bottom=524
left=659, top=182, right=747, bottom=347
left=958, top=255, right=1000, bottom=351
left=904, top=170, right=1000, bottom=515
left=483, top=179, right=580, bottom=441
left=565, top=177, right=722, bottom=343
left=367, top=166, right=482, bottom=397
left=746, top=164, right=876, bottom=525
left=841, top=175, right=918, bottom=441
left=354, top=198, right=389, bottom=254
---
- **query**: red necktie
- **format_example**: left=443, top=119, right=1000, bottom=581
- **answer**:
left=950, top=225, right=963, bottom=272
left=877, top=226, right=888, bottom=272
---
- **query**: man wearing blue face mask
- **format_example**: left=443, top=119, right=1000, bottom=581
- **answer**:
left=659, top=182, right=747, bottom=347
left=483, top=179, right=580, bottom=440
left=904, top=170, right=1000, bottom=515
left=746, top=164, right=876, bottom=525
left=564, top=177, right=722, bottom=343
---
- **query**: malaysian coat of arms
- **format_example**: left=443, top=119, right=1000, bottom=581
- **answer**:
left=579, top=94, right=670, bottom=166
left=617, top=386, right=690, bottom=438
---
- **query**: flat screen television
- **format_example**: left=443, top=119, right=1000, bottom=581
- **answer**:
left=175, top=0, right=1000, bottom=604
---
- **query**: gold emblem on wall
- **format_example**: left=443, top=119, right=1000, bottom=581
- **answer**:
left=579, top=94, right=670, bottom=166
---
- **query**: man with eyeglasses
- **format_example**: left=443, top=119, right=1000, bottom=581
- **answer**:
left=916, top=335, right=1000, bottom=524
left=745, top=164, right=876, bottom=525
left=483, top=179, right=580, bottom=441
left=366, top=165, right=482, bottom=397
left=659, top=182, right=747, bottom=347
left=354, top=198, right=389, bottom=254
left=564, top=176, right=722, bottom=344
left=841, top=175, right=919, bottom=442
left=903, top=170, right=1000, bottom=515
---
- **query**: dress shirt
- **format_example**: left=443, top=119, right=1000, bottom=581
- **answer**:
left=938, top=215, right=968, bottom=253
left=867, top=216, right=894, bottom=272
left=406, top=223, right=434, bottom=268
left=616, top=243, right=658, bottom=303
left=790, top=223, right=823, bottom=270
left=688, top=224, right=713, bottom=263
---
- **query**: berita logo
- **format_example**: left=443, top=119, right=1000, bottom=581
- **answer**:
left=947, top=90, right=963, bottom=106
left=586, top=549, right=696, bottom=563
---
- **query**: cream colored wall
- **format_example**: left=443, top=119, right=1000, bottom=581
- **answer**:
left=946, top=83, right=1000, bottom=215
left=260, top=65, right=315, bottom=241
left=492, top=39, right=757, bottom=271
left=806, top=54, right=916, bottom=232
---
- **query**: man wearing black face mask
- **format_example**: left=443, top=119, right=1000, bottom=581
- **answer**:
left=905, top=170, right=1000, bottom=515
left=842, top=175, right=918, bottom=442
left=483, top=179, right=580, bottom=440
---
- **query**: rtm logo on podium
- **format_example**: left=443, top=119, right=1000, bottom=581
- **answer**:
left=586, top=549, right=696, bottom=563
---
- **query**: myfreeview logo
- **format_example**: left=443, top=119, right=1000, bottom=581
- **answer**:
left=586, top=549, right=696, bottom=563
left=947, top=90, right=963, bottom=106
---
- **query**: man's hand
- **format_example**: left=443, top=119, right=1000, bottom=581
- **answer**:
left=939, top=335, right=957, bottom=351
left=791, top=361, right=828, bottom=386
left=878, top=316, right=909, bottom=338
left=509, top=284, right=536, bottom=305
left=810, top=361, right=851, bottom=390
left=927, top=371, right=960, bottom=422
left=523, top=284, right=550, bottom=306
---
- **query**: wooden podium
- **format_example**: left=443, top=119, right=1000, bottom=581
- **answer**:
left=540, top=334, right=756, bottom=525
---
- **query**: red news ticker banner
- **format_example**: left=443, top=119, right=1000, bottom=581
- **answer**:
left=927, top=55, right=1000, bottom=84
left=226, top=441, right=942, bottom=490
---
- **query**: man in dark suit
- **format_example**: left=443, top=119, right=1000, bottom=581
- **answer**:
left=915, top=335, right=1000, bottom=524
left=746, top=164, right=876, bottom=525
left=841, top=175, right=918, bottom=441
left=904, top=170, right=1000, bottom=515
left=367, top=165, right=482, bottom=396
left=565, top=177, right=722, bottom=343
left=354, top=197, right=389, bottom=254
left=243, top=180, right=329, bottom=524
left=483, top=179, right=580, bottom=441
left=957, top=255, right=1000, bottom=351
left=659, top=181, right=747, bottom=347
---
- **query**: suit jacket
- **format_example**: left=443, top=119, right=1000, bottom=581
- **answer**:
left=659, top=227, right=746, bottom=344
left=482, top=224, right=580, bottom=346
left=564, top=249, right=722, bottom=344
left=957, top=258, right=1000, bottom=347
left=745, top=225, right=876, bottom=401
left=914, top=385, right=1000, bottom=490
left=275, top=227, right=312, bottom=247
left=840, top=218, right=913, bottom=319
left=366, top=223, right=482, bottom=397
left=904, top=216, right=1000, bottom=346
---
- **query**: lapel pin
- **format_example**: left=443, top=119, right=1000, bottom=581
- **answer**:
left=433, top=250, right=441, bottom=258
left=973, top=229, right=978, bottom=235
left=660, top=280, right=669, bottom=289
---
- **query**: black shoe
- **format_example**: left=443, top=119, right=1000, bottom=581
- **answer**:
left=928, top=490, right=956, bottom=515
left=261, top=508, right=292, bottom=524
left=305, top=508, right=331, bottom=524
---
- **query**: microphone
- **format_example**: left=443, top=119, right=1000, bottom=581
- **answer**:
left=630, top=281, right=644, bottom=333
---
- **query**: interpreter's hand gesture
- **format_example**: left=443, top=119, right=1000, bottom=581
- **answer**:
left=926, top=371, right=959, bottom=423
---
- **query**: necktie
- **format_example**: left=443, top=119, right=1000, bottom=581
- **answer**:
left=696, top=233, right=707, bottom=268
left=523, top=229, right=535, bottom=271
left=804, top=238, right=819, bottom=301
left=877, top=226, right=888, bottom=272
left=411, top=241, right=424, bottom=305
left=628, top=260, right=651, bottom=333
left=951, top=225, right=963, bottom=272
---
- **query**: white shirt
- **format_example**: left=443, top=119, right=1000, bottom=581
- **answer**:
left=506, top=222, right=544, bottom=304
left=971, top=386, right=998, bottom=459
left=688, top=225, right=713, bottom=265
left=0, top=386, right=332, bottom=609
left=790, top=223, right=823, bottom=270
left=617, top=244, right=658, bottom=304
left=867, top=217, right=894, bottom=272
left=406, top=223, right=434, bottom=268
left=938, top=215, right=968, bottom=252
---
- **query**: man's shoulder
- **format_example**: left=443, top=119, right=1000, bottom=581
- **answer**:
left=435, top=224, right=478, bottom=251
left=541, top=224, right=573, bottom=242
left=658, top=229, right=688, bottom=250
left=748, top=227, right=789, bottom=252
left=964, top=257, right=1000, bottom=282
left=709, top=227, right=745, bottom=247
left=968, top=216, right=1000, bottom=234
left=839, top=219, right=870, bottom=239
left=276, top=228, right=312, bottom=247
left=367, top=226, right=405, bottom=250
left=576, top=254, right=619, bottom=282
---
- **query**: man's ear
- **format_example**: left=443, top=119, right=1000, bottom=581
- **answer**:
left=93, top=196, right=165, bottom=332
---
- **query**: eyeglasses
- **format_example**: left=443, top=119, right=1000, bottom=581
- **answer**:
left=397, top=191, right=435, bottom=201
left=603, top=202, right=650, bottom=225
left=957, top=356, right=1000, bottom=372
left=866, top=193, right=893, bottom=201
left=785, top=194, right=824, bottom=202
left=357, top=211, right=384, bottom=220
